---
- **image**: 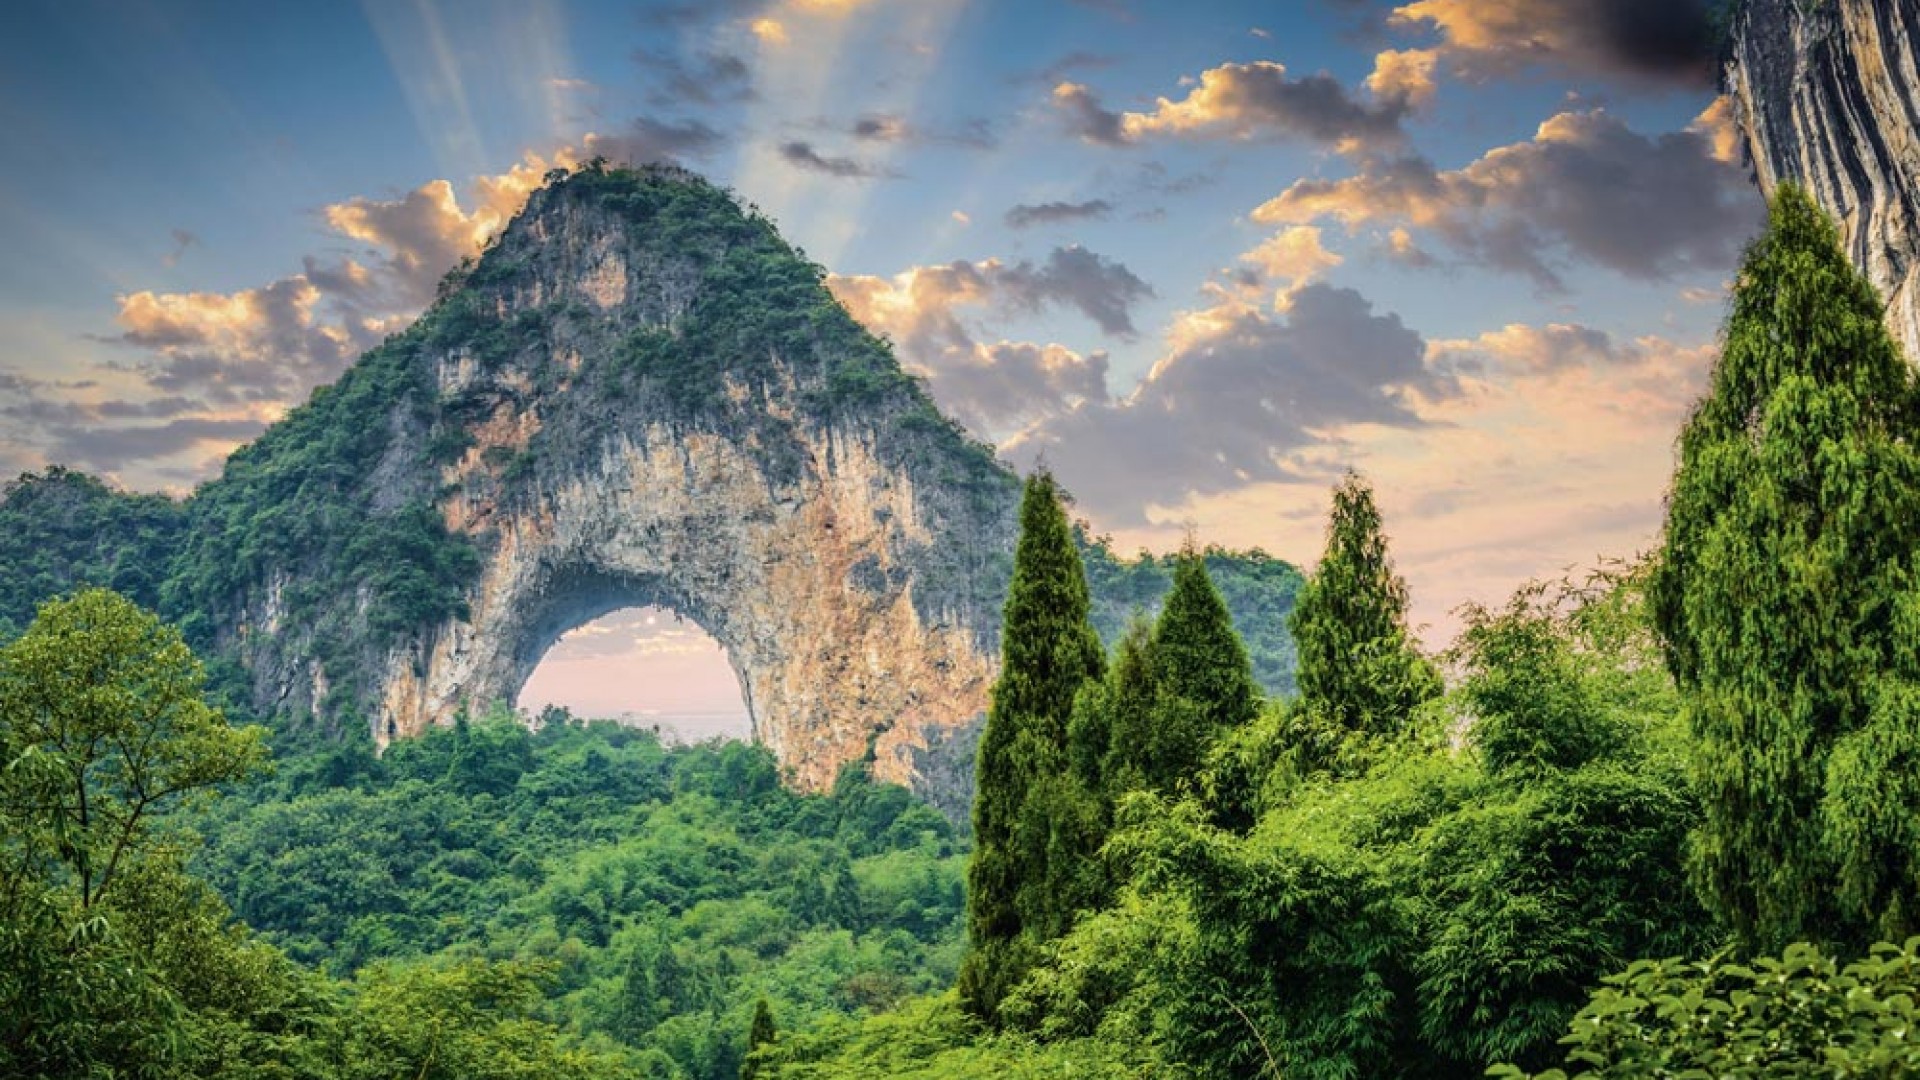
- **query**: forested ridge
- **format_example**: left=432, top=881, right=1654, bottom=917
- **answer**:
left=9, top=183, right=1920, bottom=1078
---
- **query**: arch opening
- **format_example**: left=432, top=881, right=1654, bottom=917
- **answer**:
left=516, top=605, right=753, bottom=744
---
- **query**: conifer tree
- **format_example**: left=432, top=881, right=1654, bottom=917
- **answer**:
left=1102, top=550, right=1260, bottom=798
left=1154, top=549, right=1260, bottom=752
left=1290, top=472, right=1439, bottom=738
left=1089, top=616, right=1160, bottom=797
left=740, top=998, right=775, bottom=1080
left=1651, top=184, right=1920, bottom=951
left=959, top=471, right=1105, bottom=1023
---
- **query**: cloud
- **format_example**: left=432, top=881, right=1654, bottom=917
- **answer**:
left=1381, top=225, right=1436, bottom=267
left=1238, top=226, right=1344, bottom=290
left=162, top=229, right=199, bottom=269
left=1006, top=283, right=1453, bottom=521
left=46, top=415, right=279, bottom=477
left=778, top=140, right=894, bottom=179
left=1365, top=48, right=1440, bottom=110
left=750, top=17, right=789, bottom=45
left=787, top=0, right=882, bottom=14
left=1018, top=50, right=1117, bottom=87
left=830, top=246, right=1154, bottom=347
left=925, top=341, right=1113, bottom=434
left=1689, top=95, right=1742, bottom=165
left=111, top=278, right=354, bottom=405
left=585, top=117, right=727, bottom=165
left=1058, top=57, right=1433, bottom=152
left=1080, top=315, right=1717, bottom=643
left=841, top=112, right=996, bottom=149
left=636, top=47, right=756, bottom=106
left=1426, top=321, right=1643, bottom=377
left=1254, top=109, right=1762, bottom=288
left=1390, top=0, right=1721, bottom=87
left=324, top=179, right=491, bottom=308
left=1053, top=82, right=1129, bottom=146
left=827, top=247, right=1154, bottom=437
left=1004, top=198, right=1115, bottom=229
left=1000, top=246, right=1155, bottom=337
left=850, top=113, right=910, bottom=141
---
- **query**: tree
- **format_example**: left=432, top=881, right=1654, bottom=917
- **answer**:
left=741, top=997, right=776, bottom=1080
left=1081, top=616, right=1156, bottom=798
left=1123, top=547, right=1259, bottom=796
left=1289, top=473, right=1439, bottom=747
left=0, top=588, right=266, bottom=909
left=1650, top=184, right=1920, bottom=951
left=1456, top=586, right=1622, bottom=779
left=0, top=589, right=269, bottom=1076
left=338, top=960, right=614, bottom=1080
left=959, top=471, right=1106, bottom=1024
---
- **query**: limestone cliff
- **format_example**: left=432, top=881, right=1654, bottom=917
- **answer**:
left=1728, top=0, right=1920, bottom=357
left=142, top=164, right=1302, bottom=815
left=173, top=165, right=1018, bottom=807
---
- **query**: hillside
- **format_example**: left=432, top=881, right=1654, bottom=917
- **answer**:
left=0, top=163, right=1305, bottom=810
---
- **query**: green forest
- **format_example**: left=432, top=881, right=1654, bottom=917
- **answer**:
left=8, top=184, right=1920, bottom=1078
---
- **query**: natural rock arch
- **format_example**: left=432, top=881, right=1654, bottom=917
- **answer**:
left=153, top=164, right=1300, bottom=811
left=177, top=165, right=1019, bottom=807
left=379, top=419, right=1005, bottom=795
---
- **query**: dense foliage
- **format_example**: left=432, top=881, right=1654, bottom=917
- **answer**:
left=0, top=590, right=976, bottom=1079
left=1652, top=184, right=1920, bottom=953
left=0, top=591, right=628, bottom=1079
left=1499, top=939, right=1920, bottom=1079
left=182, top=703, right=967, bottom=1080
left=0, top=469, right=185, bottom=637
left=767, top=187, right=1920, bottom=1076
left=22, top=182, right=1920, bottom=1080
left=1290, top=472, right=1441, bottom=743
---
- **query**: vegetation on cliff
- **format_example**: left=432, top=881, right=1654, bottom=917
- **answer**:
left=0, top=163, right=1308, bottom=751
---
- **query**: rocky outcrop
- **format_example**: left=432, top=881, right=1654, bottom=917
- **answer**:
left=162, top=165, right=1301, bottom=815
left=189, top=165, right=1019, bottom=809
left=1728, top=0, right=1920, bottom=357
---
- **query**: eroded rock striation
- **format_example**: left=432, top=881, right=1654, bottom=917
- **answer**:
left=1729, top=0, right=1920, bottom=357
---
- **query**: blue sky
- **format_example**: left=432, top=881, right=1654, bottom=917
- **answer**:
left=0, top=0, right=1760, bottom=672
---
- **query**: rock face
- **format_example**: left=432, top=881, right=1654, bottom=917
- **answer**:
left=180, top=166, right=1019, bottom=810
left=1728, top=0, right=1920, bottom=357
left=156, top=164, right=1303, bottom=815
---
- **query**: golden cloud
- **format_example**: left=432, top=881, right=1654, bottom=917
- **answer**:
left=1238, top=226, right=1345, bottom=293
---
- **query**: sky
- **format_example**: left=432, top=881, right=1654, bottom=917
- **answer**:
left=0, top=0, right=1762, bottom=720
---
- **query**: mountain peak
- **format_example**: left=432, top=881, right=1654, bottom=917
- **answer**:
left=168, top=161, right=1017, bottom=807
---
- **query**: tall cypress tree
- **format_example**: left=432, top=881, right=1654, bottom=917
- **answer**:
left=740, top=998, right=776, bottom=1080
left=1090, top=616, right=1160, bottom=798
left=1104, top=549, right=1260, bottom=798
left=1155, top=548, right=1260, bottom=734
left=1652, top=184, right=1920, bottom=952
left=1290, top=472, right=1439, bottom=738
left=959, top=471, right=1105, bottom=1023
